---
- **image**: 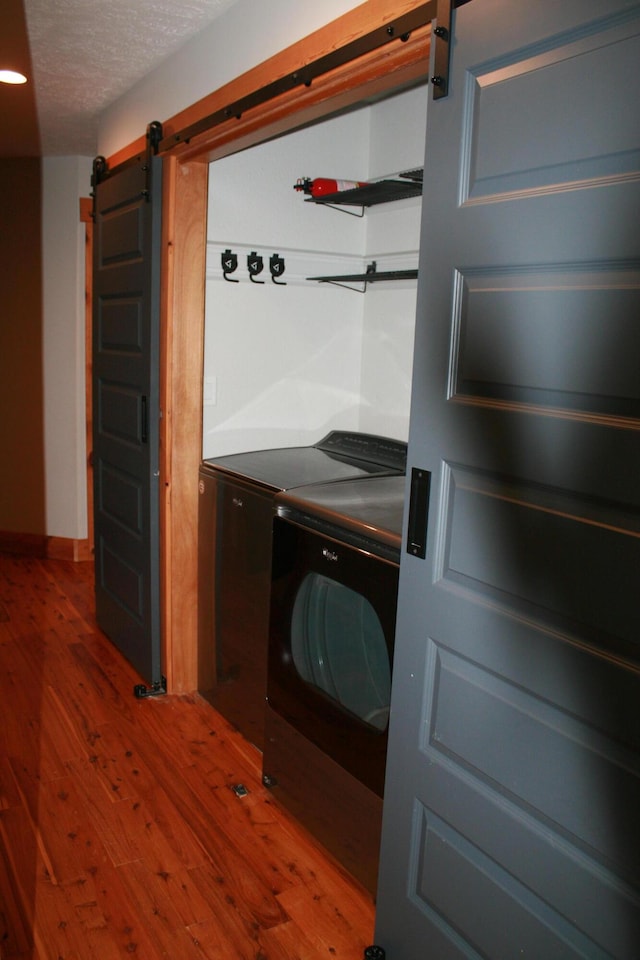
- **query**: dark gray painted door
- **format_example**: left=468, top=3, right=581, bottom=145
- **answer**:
left=376, top=1, right=640, bottom=956
left=92, top=155, right=162, bottom=687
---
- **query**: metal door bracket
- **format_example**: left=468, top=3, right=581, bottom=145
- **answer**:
left=431, top=0, right=453, bottom=99
left=90, top=155, right=107, bottom=221
left=142, top=121, right=163, bottom=200
left=133, top=677, right=167, bottom=698
left=147, top=120, right=163, bottom=155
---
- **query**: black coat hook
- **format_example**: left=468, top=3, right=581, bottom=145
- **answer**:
left=270, top=253, right=286, bottom=285
left=222, top=248, right=239, bottom=283
left=248, top=251, right=265, bottom=284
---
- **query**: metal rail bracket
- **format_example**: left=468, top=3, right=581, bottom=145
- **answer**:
left=160, top=0, right=469, bottom=154
left=431, top=0, right=453, bottom=99
left=133, top=677, right=167, bottom=698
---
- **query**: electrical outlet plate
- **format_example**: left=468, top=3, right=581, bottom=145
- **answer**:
left=203, top=376, right=217, bottom=405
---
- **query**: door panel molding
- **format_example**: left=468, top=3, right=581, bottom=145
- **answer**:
left=376, top=0, right=640, bottom=954
left=92, top=155, right=162, bottom=687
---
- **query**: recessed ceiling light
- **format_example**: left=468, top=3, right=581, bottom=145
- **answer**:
left=0, top=70, right=28, bottom=84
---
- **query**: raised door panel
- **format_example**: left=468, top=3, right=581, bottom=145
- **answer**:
left=376, top=2, right=640, bottom=957
left=92, top=157, right=162, bottom=688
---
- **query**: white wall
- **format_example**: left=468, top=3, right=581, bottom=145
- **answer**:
left=99, top=0, right=365, bottom=158
left=40, top=4, right=427, bottom=538
left=203, top=84, right=428, bottom=456
left=42, top=156, right=93, bottom=539
left=44, top=0, right=387, bottom=540
left=359, top=84, right=428, bottom=439
left=367, top=83, right=429, bottom=178
left=203, top=108, right=370, bottom=457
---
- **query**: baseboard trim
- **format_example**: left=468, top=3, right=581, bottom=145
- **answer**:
left=46, top=537, right=93, bottom=563
left=0, top=531, right=92, bottom=562
left=0, top=531, right=47, bottom=557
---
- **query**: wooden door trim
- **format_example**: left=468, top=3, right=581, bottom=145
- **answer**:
left=159, top=158, right=209, bottom=692
left=110, top=0, right=431, bottom=692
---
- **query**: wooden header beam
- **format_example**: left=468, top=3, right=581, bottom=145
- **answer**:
left=106, top=0, right=433, bottom=170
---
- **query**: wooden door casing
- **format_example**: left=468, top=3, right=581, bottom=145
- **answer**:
left=149, top=1, right=433, bottom=692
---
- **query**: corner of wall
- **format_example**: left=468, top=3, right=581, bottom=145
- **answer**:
left=42, top=156, right=93, bottom=540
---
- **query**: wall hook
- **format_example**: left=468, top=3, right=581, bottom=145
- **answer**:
left=222, top=248, right=239, bottom=283
left=247, top=251, right=265, bottom=284
left=270, top=253, right=287, bottom=285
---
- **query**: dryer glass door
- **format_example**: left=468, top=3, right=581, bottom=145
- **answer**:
left=268, top=515, right=398, bottom=797
left=291, top=573, right=391, bottom=731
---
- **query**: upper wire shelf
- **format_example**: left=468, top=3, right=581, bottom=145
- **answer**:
left=305, top=168, right=423, bottom=212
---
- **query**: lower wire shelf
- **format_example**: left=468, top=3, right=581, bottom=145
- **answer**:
left=307, top=262, right=418, bottom=292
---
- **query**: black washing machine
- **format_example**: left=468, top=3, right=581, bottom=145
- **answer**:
left=197, top=433, right=406, bottom=750
left=263, top=473, right=411, bottom=894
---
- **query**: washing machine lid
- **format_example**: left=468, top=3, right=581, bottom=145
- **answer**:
left=275, top=474, right=407, bottom=558
left=201, top=431, right=406, bottom=492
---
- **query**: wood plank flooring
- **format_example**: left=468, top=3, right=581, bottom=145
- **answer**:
left=0, top=556, right=375, bottom=960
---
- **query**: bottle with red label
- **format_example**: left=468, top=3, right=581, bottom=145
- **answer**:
left=294, top=176, right=368, bottom=197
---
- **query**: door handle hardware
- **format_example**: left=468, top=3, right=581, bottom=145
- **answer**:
left=406, top=467, right=431, bottom=559
left=141, top=395, right=148, bottom=444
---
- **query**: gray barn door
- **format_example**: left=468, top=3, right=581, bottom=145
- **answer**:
left=92, top=151, right=163, bottom=690
left=376, top=1, right=640, bottom=956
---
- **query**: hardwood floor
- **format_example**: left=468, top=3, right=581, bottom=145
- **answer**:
left=0, top=556, right=375, bottom=959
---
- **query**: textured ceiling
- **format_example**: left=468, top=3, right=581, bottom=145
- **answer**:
left=18, top=0, right=240, bottom=156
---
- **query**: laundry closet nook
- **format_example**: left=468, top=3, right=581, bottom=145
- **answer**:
left=202, top=82, right=428, bottom=459
left=196, top=82, right=428, bottom=891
